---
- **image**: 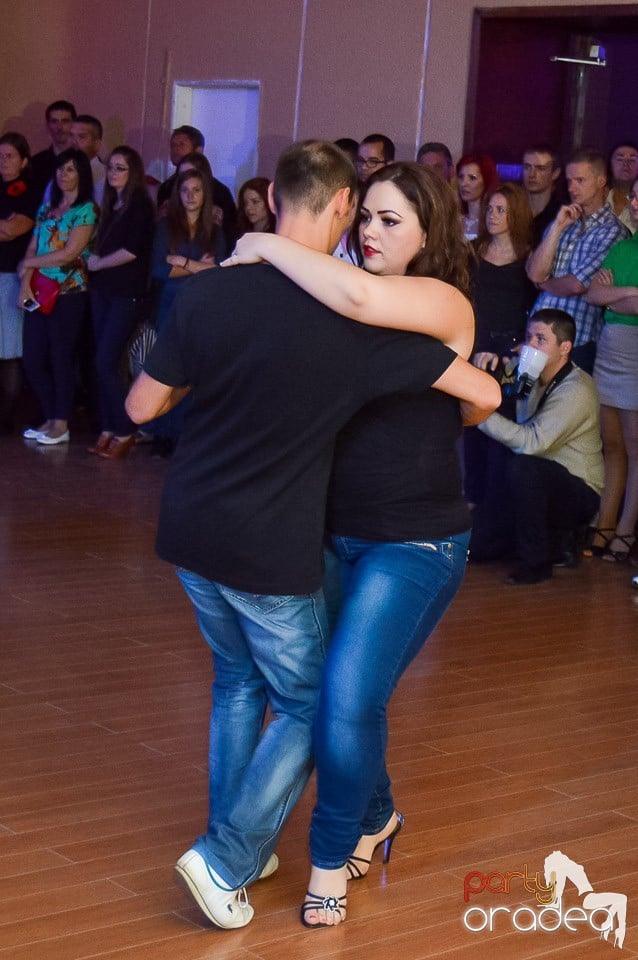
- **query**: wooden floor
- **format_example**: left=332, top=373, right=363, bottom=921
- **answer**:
left=1, top=432, right=637, bottom=960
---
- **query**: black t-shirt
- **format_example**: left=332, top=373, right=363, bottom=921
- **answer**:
left=30, top=146, right=56, bottom=205
left=327, top=388, right=470, bottom=541
left=144, top=264, right=456, bottom=594
left=0, top=177, right=39, bottom=272
left=532, top=194, right=562, bottom=250
left=470, top=255, right=535, bottom=354
left=91, top=190, right=155, bottom=298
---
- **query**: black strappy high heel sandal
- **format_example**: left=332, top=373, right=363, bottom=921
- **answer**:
left=300, top=891, right=347, bottom=928
left=603, top=534, right=636, bottom=564
left=346, top=811, right=404, bottom=881
left=583, top=527, right=615, bottom=558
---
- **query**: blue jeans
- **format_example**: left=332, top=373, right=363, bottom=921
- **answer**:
left=176, top=568, right=328, bottom=888
left=311, top=532, right=470, bottom=868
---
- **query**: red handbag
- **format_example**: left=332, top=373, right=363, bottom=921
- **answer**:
left=30, top=270, right=61, bottom=315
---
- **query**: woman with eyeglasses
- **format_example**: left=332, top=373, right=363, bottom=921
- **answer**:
left=585, top=176, right=638, bottom=562
left=19, top=148, right=97, bottom=445
left=87, top=146, right=155, bottom=459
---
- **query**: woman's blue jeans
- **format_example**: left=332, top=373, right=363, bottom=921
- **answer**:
left=310, top=531, right=470, bottom=869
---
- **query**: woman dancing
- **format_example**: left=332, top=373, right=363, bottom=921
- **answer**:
left=230, top=163, right=498, bottom=927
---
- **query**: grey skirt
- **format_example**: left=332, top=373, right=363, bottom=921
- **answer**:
left=594, top=322, right=638, bottom=411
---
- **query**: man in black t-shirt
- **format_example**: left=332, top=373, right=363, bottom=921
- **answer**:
left=522, top=144, right=563, bottom=249
left=126, top=141, right=460, bottom=929
left=30, top=100, right=76, bottom=204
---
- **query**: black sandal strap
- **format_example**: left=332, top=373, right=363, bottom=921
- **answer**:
left=301, top=890, right=347, bottom=927
left=346, top=855, right=371, bottom=880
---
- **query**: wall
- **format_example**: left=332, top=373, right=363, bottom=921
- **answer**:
left=1, top=0, right=635, bottom=186
left=297, top=0, right=431, bottom=161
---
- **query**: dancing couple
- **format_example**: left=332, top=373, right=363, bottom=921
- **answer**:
left=127, top=140, right=499, bottom=929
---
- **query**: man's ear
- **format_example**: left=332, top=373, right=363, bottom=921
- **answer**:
left=552, top=167, right=561, bottom=183
left=561, top=340, right=573, bottom=357
left=267, top=181, right=277, bottom=216
left=334, top=186, right=356, bottom=226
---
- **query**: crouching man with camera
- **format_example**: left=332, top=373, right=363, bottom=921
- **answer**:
left=469, top=309, right=603, bottom=584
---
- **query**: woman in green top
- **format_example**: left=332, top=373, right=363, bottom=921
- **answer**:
left=586, top=176, right=638, bottom=561
left=18, top=148, right=97, bottom=445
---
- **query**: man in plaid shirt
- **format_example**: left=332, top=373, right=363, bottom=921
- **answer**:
left=527, top=149, right=629, bottom=372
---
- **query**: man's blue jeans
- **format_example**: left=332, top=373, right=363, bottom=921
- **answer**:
left=311, top=532, right=470, bottom=869
left=177, top=568, right=328, bottom=888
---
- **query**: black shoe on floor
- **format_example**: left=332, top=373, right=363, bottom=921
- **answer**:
left=552, top=524, right=588, bottom=568
left=504, top=563, right=552, bottom=586
left=150, top=437, right=174, bottom=459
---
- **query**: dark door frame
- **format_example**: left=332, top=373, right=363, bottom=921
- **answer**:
left=464, top=4, right=638, bottom=152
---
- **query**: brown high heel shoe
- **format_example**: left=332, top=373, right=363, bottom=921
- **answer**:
left=346, top=811, right=404, bottom=881
left=88, top=432, right=113, bottom=455
left=98, top=435, right=136, bottom=460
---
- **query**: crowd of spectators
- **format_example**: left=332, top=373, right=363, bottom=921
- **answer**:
left=1, top=102, right=636, bottom=573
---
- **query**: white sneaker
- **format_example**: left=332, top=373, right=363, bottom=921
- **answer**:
left=23, top=427, right=44, bottom=440
left=175, top=848, right=254, bottom=928
left=258, top=853, right=279, bottom=880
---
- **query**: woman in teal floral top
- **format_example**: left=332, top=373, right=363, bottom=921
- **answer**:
left=18, top=148, right=97, bottom=444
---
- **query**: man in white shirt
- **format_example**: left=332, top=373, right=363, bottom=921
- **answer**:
left=71, top=115, right=105, bottom=205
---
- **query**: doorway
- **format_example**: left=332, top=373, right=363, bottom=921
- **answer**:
left=465, top=6, right=638, bottom=165
left=172, top=81, right=260, bottom=197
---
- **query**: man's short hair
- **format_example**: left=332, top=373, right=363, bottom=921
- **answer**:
left=274, top=140, right=358, bottom=217
left=334, top=138, right=358, bottom=163
left=523, top=143, right=560, bottom=170
left=416, top=141, right=452, bottom=166
left=529, top=308, right=575, bottom=346
left=45, top=100, right=76, bottom=121
left=568, top=148, right=606, bottom=179
left=172, top=125, right=205, bottom=150
left=361, top=133, right=395, bottom=163
left=74, top=114, right=103, bottom=140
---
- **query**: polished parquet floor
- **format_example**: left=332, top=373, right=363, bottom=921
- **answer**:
left=1, top=433, right=637, bottom=960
